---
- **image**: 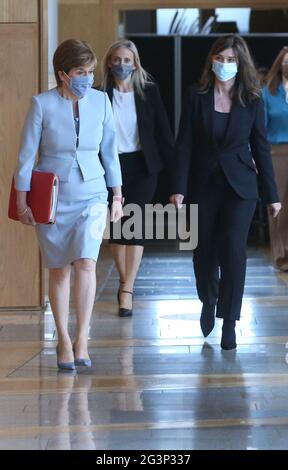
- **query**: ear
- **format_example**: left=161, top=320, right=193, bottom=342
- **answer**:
left=58, top=70, right=65, bottom=82
left=58, top=70, right=70, bottom=83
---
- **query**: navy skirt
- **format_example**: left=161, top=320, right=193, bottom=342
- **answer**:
left=109, top=151, right=157, bottom=246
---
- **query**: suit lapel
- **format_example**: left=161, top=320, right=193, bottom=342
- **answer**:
left=134, top=91, right=144, bottom=130
left=204, top=86, right=244, bottom=150
left=106, top=86, right=113, bottom=104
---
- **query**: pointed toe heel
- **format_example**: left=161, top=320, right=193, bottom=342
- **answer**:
left=118, top=290, right=133, bottom=317
left=118, top=308, right=133, bottom=317
left=74, top=357, right=92, bottom=368
left=200, top=304, right=215, bottom=337
left=72, top=345, right=92, bottom=367
left=57, top=361, right=76, bottom=371
left=56, top=346, right=76, bottom=371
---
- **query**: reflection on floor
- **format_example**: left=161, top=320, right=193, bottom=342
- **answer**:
left=0, top=244, right=288, bottom=450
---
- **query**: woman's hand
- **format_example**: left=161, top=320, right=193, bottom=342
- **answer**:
left=268, top=202, right=281, bottom=218
left=16, top=191, right=36, bottom=226
left=111, top=196, right=124, bottom=223
left=17, top=206, right=36, bottom=226
left=169, top=194, right=184, bottom=209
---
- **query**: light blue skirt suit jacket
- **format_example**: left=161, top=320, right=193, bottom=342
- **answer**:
left=14, top=87, right=122, bottom=268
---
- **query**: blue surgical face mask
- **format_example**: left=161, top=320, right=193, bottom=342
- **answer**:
left=212, top=60, right=238, bottom=82
left=111, top=64, right=134, bottom=81
left=64, top=71, right=94, bottom=98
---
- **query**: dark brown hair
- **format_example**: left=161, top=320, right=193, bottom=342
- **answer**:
left=199, top=35, right=261, bottom=106
left=53, top=39, right=96, bottom=87
left=266, top=46, right=288, bottom=95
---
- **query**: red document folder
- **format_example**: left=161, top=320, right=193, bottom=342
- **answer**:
left=8, top=171, right=59, bottom=224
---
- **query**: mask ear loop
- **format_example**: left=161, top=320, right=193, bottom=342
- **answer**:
left=62, top=71, right=71, bottom=83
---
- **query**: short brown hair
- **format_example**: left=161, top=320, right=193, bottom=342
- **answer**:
left=53, top=39, right=97, bottom=86
left=199, top=35, right=261, bottom=106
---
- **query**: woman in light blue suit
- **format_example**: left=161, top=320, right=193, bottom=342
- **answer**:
left=14, top=39, right=123, bottom=370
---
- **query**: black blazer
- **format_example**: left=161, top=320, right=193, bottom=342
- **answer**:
left=172, top=86, right=279, bottom=204
left=106, top=83, right=174, bottom=174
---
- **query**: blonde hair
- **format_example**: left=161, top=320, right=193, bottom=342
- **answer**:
left=101, top=39, right=152, bottom=98
left=53, top=38, right=97, bottom=87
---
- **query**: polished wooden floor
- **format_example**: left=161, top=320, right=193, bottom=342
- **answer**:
left=0, top=243, right=288, bottom=450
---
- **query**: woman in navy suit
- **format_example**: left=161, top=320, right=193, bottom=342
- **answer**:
left=14, top=39, right=123, bottom=369
left=170, top=35, right=281, bottom=350
left=101, top=39, right=174, bottom=318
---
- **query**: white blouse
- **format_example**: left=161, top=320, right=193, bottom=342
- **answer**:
left=112, top=88, right=141, bottom=154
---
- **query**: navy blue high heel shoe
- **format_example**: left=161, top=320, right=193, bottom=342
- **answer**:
left=72, top=345, right=92, bottom=368
left=56, top=346, right=76, bottom=371
left=74, top=357, right=92, bottom=367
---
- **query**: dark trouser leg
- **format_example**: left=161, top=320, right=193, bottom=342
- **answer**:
left=216, top=195, right=257, bottom=321
left=193, top=190, right=221, bottom=308
left=193, top=252, right=219, bottom=306
left=193, top=184, right=222, bottom=337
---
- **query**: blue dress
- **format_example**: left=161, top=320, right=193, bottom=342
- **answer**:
left=15, top=88, right=122, bottom=268
left=36, top=116, right=108, bottom=268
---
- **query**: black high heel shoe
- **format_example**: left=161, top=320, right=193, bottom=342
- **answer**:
left=221, top=320, right=237, bottom=350
left=200, top=304, right=215, bottom=337
left=118, top=290, right=133, bottom=317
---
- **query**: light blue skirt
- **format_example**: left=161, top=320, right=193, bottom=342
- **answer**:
left=36, top=166, right=108, bottom=268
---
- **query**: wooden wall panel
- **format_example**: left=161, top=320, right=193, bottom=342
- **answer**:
left=40, top=0, right=48, bottom=92
left=0, top=24, right=41, bottom=308
left=59, top=3, right=100, bottom=53
left=113, top=0, right=288, bottom=8
left=0, top=0, right=38, bottom=23
left=60, top=0, right=99, bottom=4
left=59, top=2, right=117, bottom=83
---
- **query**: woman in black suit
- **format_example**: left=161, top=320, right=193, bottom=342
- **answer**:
left=170, top=35, right=281, bottom=350
left=102, top=39, right=174, bottom=317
